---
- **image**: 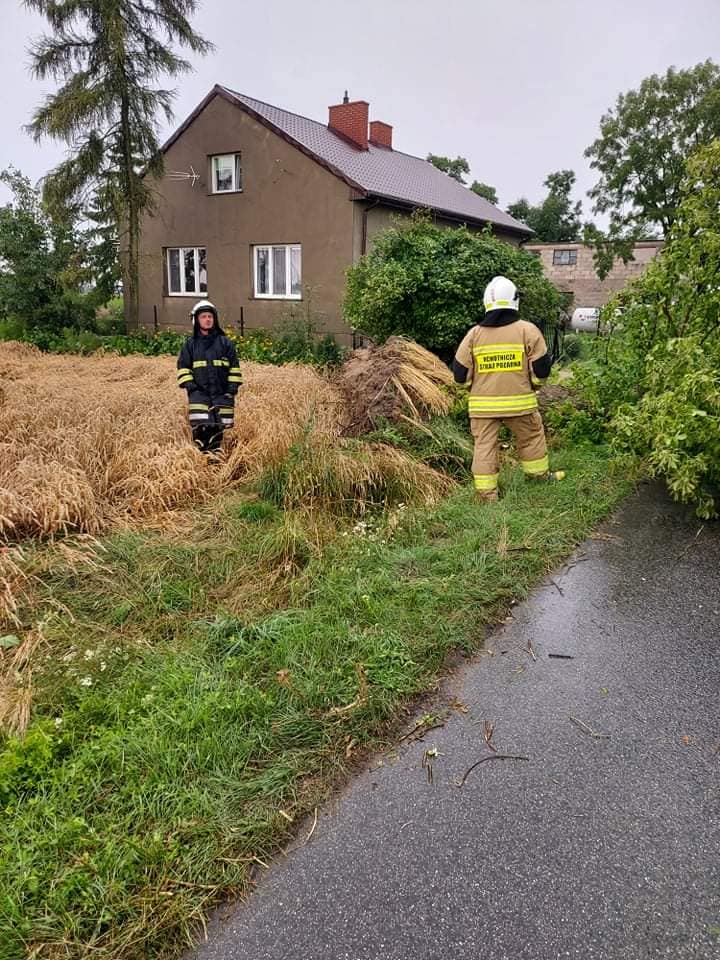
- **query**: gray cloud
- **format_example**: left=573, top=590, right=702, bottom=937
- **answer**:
left=3, top=0, right=720, bottom=219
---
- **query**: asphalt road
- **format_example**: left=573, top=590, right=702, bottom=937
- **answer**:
left=193, top=483, right=720, bottom=960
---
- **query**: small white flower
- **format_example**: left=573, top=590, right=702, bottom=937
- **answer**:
left=83, top=649, right=95, bottom=660
left=54, top=717, right=63, bottom=728
left=100, top=661, right=107, bottom=672
left=79, top=676, right=93, bottom=687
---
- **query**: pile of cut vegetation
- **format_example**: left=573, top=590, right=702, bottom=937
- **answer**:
left=336, top=337, right=453, bottom=435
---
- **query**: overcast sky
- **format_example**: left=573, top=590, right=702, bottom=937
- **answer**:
left=3, top=0, right=720, bottom=217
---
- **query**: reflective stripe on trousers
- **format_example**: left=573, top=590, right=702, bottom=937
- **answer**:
left=470, top=412, right=548, bottom=479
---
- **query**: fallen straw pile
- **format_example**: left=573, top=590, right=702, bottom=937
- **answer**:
left=336, top=336, right=454, bottom=435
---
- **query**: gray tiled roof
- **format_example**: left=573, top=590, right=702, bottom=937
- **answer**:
left=219, top=87, right=531, bottom=236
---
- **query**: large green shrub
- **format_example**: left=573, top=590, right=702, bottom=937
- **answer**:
left=344, top=214, right=563, bottom=356
left=585, top=141, right=720, bottom=516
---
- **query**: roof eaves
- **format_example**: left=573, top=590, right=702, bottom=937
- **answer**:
left=363, top=191, right=534, bottom=237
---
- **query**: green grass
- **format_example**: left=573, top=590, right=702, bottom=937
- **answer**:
left=0, top=442, right=634, bottom=960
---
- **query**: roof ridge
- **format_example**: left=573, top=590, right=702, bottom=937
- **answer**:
left=219, top=86, right=331, bottom=133
left=221, top=85, right=438, bottom=168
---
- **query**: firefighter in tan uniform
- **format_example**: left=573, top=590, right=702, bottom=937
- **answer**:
left=453, top=276, right=565, bottom=500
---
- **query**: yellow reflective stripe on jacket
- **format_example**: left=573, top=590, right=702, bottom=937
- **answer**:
left=228, top=376, right=242, bottom=383
left=177, top=367, right=192, bottom=376
left=468, top=393, right=538, bottom=411
left=192, top=360, right=207, bottom=368
left=473, top=473, right=499, bottom=490
left=178, top=375, right=194, bottom=386
left=188, top=403, right=210, bottom=411
left=211, top=358, right=230, bottom=366
left=522, top=455, right=549, bottom=475
left=229, top=366, right=242, bottom=374
left=218, top=407, right=234, bottom=415
left=472, top=343, right=526, bottom=354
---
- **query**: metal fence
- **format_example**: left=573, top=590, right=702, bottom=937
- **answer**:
left=536, top=316, right=566, bottom=362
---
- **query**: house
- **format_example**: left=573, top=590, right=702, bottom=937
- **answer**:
left=524, top=240, right=664, bottom=312
left=136, top=86, right=532, bottom=344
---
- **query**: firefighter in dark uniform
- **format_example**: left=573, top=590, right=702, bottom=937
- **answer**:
left=176, top=300, right=242, bottom=454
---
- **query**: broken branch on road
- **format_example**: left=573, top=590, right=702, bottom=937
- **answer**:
left=455, top=754, right=530, bottom=788
left=570, top=716, right=610, bottom=739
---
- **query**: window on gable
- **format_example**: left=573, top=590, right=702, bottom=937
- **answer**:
left=253, top=244, right=302, bottom=299
left=552, top=249, right=577, bottom=266
left=211, top=153, right=242, bottom=193
left=167, top=247, right=207, bottom=295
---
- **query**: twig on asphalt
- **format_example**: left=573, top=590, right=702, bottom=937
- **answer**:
left=483, top=720, right=498, bottom=752
left=422, top=747, right=438, bottom=784
left=304, top=808, right=318, bottom=844
left=398, top=719, right=446, bottom=742
left=674, top=525, right=705, bottom=565
left=455, top=754, right=530, bottom=788
left=548, top=653, right=575, bottom=660
left=527, top=637, right=537, bottom=662
left=548, top=578, right=565, bottom=596
left=570, top=716, right=610, bottom=739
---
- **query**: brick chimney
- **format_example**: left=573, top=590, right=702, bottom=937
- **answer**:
left=328, top=93, right=369, bottom=150
left=369, top=121, right=393, bottom=149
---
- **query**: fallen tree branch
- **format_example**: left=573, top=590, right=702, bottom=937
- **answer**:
left=570, top=715, right=610, bottom=739
left=674, top=525, right=705, bottom=566
left=455, top=753, right=530, bottom=788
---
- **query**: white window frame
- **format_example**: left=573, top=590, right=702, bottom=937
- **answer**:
left=211, top=153, right=242, bottom=194
left=166, top=246, right=207, bottom=297
left=253, top=244, right=302, bottom=300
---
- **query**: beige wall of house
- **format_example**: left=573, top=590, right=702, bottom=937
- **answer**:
left=137, top=94, right=357, bottom=341
left=351, top=203, right=522, bottom=263
left=524, top=240, right=664, bottom=309
left=137, top=91, right=527, bottom=345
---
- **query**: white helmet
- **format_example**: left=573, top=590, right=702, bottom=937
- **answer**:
left=190, top=299, right=218, bottom=323
left=483, top=276, right=519, bottom=313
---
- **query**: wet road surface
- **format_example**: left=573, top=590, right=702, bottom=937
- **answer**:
left=193, top=483, right=720, bottom=960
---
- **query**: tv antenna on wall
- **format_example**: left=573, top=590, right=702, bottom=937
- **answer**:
left=167, top=165, right=200, bottom=186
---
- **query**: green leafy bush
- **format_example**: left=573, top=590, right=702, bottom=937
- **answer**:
left=226, top=326, right=344, bottom=366
left=585, top=141, right=720, bottom=516
left=344, top=213, right=562, bottom=357
left=561, top=333, right=583, bottom=360
left=544, top=400, right=606, bottom=445
left=612, top=336, right=720, bottom=517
